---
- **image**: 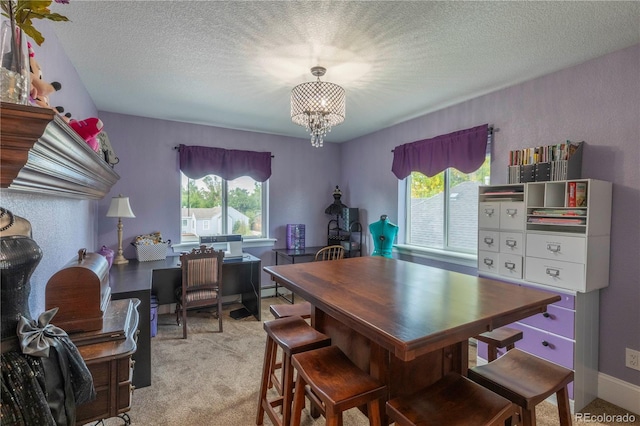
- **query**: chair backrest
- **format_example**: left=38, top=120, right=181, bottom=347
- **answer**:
left=315, top=245, right=345, bottom=261
left=180, top=245, right=224, bottom=290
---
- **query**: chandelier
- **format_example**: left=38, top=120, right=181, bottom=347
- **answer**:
left=291, top=66, right=345, bottom=148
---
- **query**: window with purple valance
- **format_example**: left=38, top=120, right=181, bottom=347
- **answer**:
left=391, top=124, right=489, bottom=179
left=178, top=144, right=272, bottom=182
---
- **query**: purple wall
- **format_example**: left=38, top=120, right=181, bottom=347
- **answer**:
left=28, top=22, right=98, bottom=120
left=343, top=44, right=640, bottom=385
left=95, top=112, right=343, bottom=273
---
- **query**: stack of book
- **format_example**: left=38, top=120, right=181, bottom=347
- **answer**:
left=286, top=224, right=305, bottom=250
left=508, top=141, right=583, bottom=183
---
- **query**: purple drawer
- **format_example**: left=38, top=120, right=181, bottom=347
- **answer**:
left=510, top=323, right=574, bottom=370
left=519, top=282, right=575, bottom=310
left=518, top=305, right=575, bottom=339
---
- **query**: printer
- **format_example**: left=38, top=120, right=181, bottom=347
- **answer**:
left=199, top=234, right=243, bottom=259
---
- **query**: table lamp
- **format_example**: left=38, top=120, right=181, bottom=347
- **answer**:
left=106, top=194, right=136, bottom=264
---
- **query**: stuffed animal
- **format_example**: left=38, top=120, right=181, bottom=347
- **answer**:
left=69, top=117, right=104, bottom=152
left=28, top=42, right=62, bottom=110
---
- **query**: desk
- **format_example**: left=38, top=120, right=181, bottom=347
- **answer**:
left=109, top=254, right=261, bottom=389
left=272, top=246, right=324, bottom=303
left=264, top=256, right=559, bottom=421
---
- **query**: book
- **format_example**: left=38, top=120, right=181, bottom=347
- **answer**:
left=576, top=182, right=587, bottom=207
left=568, top=182, right=576, bottom=207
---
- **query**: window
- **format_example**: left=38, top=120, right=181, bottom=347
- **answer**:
left=406, top=153, right=490, bottom=253
left=180, top=172, right=266, bottom=244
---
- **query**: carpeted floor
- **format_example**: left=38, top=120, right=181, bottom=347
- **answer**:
left=91, top=297, right=639, bottom=425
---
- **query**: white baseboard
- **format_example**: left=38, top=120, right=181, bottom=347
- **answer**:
left=598, top=372, right=640, bottom=415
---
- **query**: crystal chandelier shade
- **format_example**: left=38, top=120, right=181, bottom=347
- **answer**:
left=291, top=67, right=345, bottom=148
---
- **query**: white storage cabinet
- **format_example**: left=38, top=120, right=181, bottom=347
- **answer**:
left=477, top=179, right=612, bottom=412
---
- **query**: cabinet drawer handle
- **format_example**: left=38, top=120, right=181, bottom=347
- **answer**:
left=505, top=239, right=517, bottom=248
left=483, top=237, right=494, bottom=245
left=543, top=312, right=551, bottom=318
left=546, top=268, right=560, bottom=278
left=484, top=208, right=494, bottom=217
left=483, top=258, right=494, bottom=266
left=541, top=340, right=550, bottom=347
left=504, top=262, right=516, bottom=270
left=506, top=208, right=517, bottom=217
left=547, top=244, right=561, bottom=253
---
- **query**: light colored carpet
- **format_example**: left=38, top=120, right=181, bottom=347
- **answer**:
left=92, top=297, right=639, bottom=425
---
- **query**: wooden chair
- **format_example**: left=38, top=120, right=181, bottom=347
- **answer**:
left=386, top=372, right=519, bottom=426
left=476, top=326, right=523, bottom=362
left=314, top=245, right=345, bottom=261
left=467, top=348, right=574, bottom=426
left=256, top=316, right=331, bottom=426
left=175, top=245, right=224, bottom=339
left=269, top=303, right=311, bottom=320
left=291, top=345, right=387, bottom=426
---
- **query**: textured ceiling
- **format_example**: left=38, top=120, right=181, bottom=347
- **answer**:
left=51, top=1, right=640, bottom=143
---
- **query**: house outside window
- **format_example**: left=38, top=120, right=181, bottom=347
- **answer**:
left=406, top=154, right=490, bottom=254
left=180, top=172, right=266, bottom=244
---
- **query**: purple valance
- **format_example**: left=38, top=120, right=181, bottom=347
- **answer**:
left=179, top=145, right=272, bottom=182
left=391, top=124, right=489, bottom=179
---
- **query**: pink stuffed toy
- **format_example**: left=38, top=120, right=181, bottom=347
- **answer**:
left=69, top=117, right=104, bottom=152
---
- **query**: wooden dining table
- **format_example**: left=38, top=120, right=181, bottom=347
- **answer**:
left=263, top=256, right=560, bottom=420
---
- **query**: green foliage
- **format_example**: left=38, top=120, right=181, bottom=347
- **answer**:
left=181, top=176, right=262, bottom=235
left=411, top=156, right=490, bottom=198
left=229, top=182, right=262, bottom=231
left=232, top=220, right=249, bottom=235
left=200, top=176, right=222, bottom=207
left=1, top=0, right=70, bottom=46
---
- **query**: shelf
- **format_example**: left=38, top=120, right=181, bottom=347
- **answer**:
left=0, top=102, right=119, bottom=199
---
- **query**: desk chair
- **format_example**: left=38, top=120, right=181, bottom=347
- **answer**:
left=175, top=245, right=224, bottom=339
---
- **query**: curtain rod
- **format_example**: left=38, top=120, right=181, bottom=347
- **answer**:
left=390, top=125, right=496, bottom=153
left=173, top=145, right=275, bottom=158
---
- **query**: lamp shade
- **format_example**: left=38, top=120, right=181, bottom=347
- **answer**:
left=106, top=195, right=135, bottom=218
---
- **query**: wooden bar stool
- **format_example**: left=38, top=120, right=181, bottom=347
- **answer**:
left=386, top=372, right=518, bottom=426
left=467, top=348, right=574, bottom=426
left=269, top=301, right=312, bottom=320
left=291, top=345, right=387, bottom=426
left=476, top=326, right=523, bottom=362
left=268, top=302, right=313, bottom=392
left=256, top=316, right=331, bottom=426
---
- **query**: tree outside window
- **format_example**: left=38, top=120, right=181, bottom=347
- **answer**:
left=180, top=172, right=265, bottom=244
left=407, top=154, right=490, bottom=253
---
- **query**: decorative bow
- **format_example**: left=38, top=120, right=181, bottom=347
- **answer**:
left=17, top=307, right=69, bottom=357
